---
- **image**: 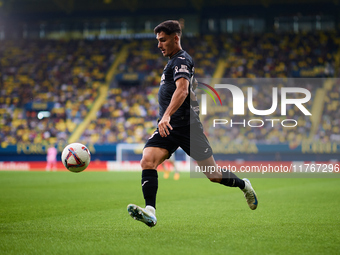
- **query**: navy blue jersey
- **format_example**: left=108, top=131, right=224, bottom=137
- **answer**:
left=158, top=50, right=200, bottom=127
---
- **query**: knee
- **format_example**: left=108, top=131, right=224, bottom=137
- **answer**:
left=140, top=156, right=156, bottom=170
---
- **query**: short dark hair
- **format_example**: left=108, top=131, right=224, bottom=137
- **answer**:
left=154, top=20, right=182, bottom=37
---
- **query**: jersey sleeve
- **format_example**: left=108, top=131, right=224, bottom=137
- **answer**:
left=172, top=57, right=192, bottom=82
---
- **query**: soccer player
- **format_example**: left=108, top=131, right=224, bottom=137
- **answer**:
left=127, top=20, right=258, bottom=227
left=46, top=144, right=58, bottom=171
left=161, top=154, right=180, bottom=180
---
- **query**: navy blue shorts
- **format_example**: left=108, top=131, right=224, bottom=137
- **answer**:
left=144, top=123, right=213, bottom=161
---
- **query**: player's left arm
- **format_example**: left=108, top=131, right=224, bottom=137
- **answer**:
left=158, top=77, right=189, bottom=137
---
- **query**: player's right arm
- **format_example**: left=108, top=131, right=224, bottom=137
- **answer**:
left=158, top=77, right=189, bottom=137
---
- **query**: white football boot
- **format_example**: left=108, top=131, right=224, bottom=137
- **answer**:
left=242, top=178, right=258, bottom=210
left=127, top=204, right=157, bottom=227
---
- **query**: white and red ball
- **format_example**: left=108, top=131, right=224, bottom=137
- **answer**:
left=61, top=143, right=91, bottom=173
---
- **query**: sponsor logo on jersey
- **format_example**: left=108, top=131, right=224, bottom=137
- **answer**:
left=160, top=74, right=165, bottom=85
left=175, top=65, right=189, bottom=74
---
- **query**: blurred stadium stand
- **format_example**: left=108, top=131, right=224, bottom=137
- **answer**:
left=0, top=0, right=340, bottom=164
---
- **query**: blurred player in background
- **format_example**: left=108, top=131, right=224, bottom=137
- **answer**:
left=127, top=20, right=258, bottom=227
left=46, top=144, right=58, bottom=171
left=161, top=154, right=180, bottom=180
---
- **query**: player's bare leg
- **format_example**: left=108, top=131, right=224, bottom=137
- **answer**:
left=196, top=155, right=222, bottom=182
left=173, top=169, right=180, bottom=180
left=197, top=155, right=258, bottom=210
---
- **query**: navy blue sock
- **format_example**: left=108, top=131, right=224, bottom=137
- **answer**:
left=141, top=169, right=158, bottom=209
left=220, top=170, right=245, bottom=189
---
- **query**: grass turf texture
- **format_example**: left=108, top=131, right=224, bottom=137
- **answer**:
left=0, top=172, right=339, bottom=255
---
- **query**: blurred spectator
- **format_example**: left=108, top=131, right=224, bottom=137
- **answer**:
left=222, top=32, right=337, bottom=78
left=316, top=80, right=340, bottom=142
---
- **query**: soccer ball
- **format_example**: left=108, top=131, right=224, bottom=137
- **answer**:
left=61, top=143, right=91, bottom=173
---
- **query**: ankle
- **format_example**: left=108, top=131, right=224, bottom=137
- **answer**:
left=145, top=205, right=156, bottom=215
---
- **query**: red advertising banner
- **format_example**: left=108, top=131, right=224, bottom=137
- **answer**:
left=0, top=161, right=108, bottom=171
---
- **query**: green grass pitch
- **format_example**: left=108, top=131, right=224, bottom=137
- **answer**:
left=0, top=171, right=339, bottom=255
